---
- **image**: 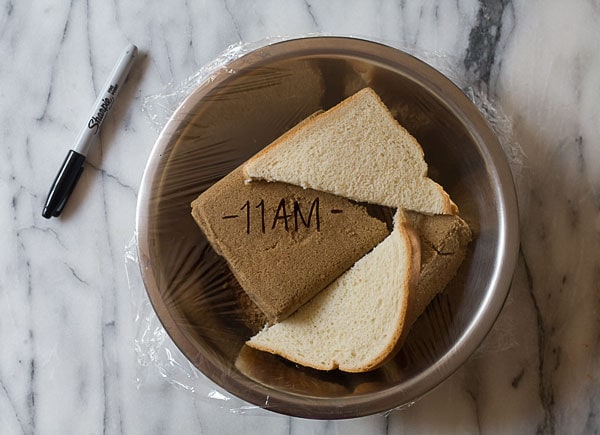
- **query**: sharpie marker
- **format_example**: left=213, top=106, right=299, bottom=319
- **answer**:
left=42, top=44, right=138, bottom=219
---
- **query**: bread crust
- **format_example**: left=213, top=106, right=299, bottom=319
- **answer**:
left=244, top=87, right=458, bottom=215
left=246, top=211, right=420, bottom=373
left=345, top=212, right=418, bottom=372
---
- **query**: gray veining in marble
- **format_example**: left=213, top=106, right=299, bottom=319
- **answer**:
left=1, top=0, right=600, bottom=434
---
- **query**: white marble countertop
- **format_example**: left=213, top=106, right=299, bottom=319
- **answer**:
left=2, top=0, right=600, bottom=433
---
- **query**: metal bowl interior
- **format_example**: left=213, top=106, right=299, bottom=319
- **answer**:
left=136, top=37, right=519, bottom=419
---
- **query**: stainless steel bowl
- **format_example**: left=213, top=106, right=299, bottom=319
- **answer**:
left=136, top=37, right=519, bottom=418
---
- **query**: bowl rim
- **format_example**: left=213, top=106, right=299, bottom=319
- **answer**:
left=135, top=35, right=520, bottom=419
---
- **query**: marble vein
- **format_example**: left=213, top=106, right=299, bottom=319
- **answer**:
left=0, top=377, right=25, bottom=434
left=85, top=162, right=138, bottom=196
left=464, top=0, right=511, bottom=87
left=223, top=0, right=244, bottom=41
left=36, top=1, right=73, bottom=123
left=9, top=227, right=36, bottom=435
left=1, top=0, right=600, bottom=434
left=521, top=250, right=555, bottom=435
left=303, top=0, right=318, bottom=28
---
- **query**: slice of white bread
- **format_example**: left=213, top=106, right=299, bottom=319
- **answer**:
left=246, top=211, right=421, bottom=372
left=243, top=87, right=457, bottom=215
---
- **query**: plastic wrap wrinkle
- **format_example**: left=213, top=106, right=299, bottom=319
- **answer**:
left=126, top=236, right=267, bottom=414
left=131, top=35, right=524, bottom=416
left=143, top=36, right=293, bottom=132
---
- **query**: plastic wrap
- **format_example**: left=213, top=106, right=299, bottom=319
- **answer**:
left=126, top=235, right=267, bottom=414
left=128, top=35, right=523, bottom=418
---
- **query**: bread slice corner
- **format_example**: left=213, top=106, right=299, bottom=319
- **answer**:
left=246, top=210, right=420, bottom=373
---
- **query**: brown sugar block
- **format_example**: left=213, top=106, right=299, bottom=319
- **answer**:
left=191, top=166, right=389, bottom=322
left=402, top=210, right=472, bottom=336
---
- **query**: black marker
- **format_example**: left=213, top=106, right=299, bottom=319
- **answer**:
left=42, top=44, right=138, bottom=219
